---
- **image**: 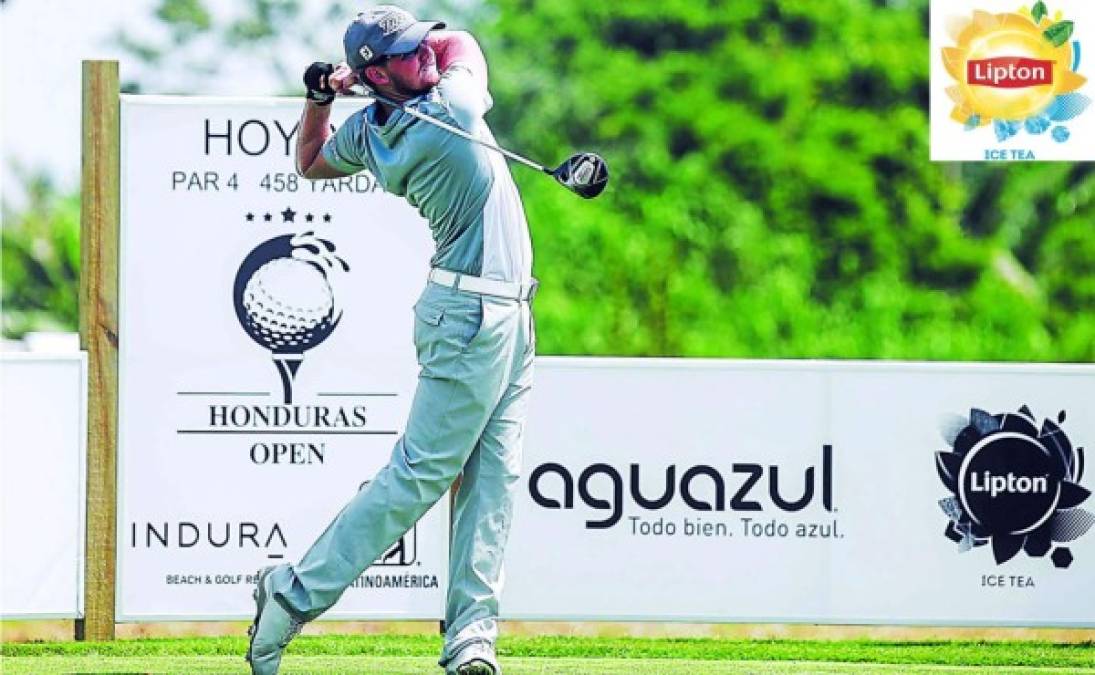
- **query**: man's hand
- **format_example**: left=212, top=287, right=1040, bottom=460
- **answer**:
left=328, top=63, right=360, bottom=94
left=304, top=62, right=336, bottom=105
left=297, top=62, right=359, bottom=179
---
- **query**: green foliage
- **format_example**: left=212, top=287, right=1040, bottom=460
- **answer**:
left=227, top=0, right=302, bottom=42
left=1, top=174, right=81, bottom=339
left=477, top=0, right=1093, bottom=361
left=155, top=0, right=212, bottom=37
left=5, top=0, right=1092, bottom=362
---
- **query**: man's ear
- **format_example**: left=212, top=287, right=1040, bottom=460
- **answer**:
left=364, top=65, right=388, bottom=87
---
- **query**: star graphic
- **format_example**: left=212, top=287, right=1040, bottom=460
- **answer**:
left=263, top=213, right=273, bottom=222
left=323, top=213, right=332, bottom=223
left=305, top=213, right=314, bottom=223
left=281, top=207, right=297, bottom=223
left=245, top=212, right=255, bottom=222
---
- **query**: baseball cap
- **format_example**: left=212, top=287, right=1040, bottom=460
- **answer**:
left=344, top=5, right=446, bottom=71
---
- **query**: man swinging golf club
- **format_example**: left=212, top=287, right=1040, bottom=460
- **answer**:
left=245, top=5, right=605, bottom=675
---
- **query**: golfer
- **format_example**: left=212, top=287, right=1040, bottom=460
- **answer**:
left=246, top=6, right=536, bottom=674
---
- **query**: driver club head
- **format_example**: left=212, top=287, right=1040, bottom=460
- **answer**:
left=551, top=152, right=609, bottom=199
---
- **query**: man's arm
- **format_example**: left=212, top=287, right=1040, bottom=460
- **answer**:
left=427, top=31, right=492, bottom=131
left=297, top=63, right=358, bottom=179
left=425, top=30, right=488, bottom=82
left=296, top=103, right=341, bottom=178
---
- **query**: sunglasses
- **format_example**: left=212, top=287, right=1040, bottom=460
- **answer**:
left=378, top=43, right=423, bottom=66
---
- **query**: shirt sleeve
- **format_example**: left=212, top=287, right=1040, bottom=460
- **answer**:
left=320, top=110, right=368, bottom=174
left=436, top=62, right=494, bottom=132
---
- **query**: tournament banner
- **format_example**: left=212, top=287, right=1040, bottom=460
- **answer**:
left=117, top=97, right=446, bottom=620
left=930, top=0, right=1094, bottom=161
left=504, top=358, right=1095, bottom=626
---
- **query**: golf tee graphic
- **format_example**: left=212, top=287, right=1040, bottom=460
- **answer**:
left=233, top=232, right=349, bottom=404
left=930, top=0, right=1094, bottom=160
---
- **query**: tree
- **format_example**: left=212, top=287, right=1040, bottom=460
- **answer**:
left=1, top=171, right=81, bottom=338
left=478, top=0, right=1093, bottom=360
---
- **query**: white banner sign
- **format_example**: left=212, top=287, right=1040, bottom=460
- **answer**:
left=0, top=354, right=86, bottom=618
left=504, top=358, right=1095, bottom=626
left=118, top=97, right=446, bottom=620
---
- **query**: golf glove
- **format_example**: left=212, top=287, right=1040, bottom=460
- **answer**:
left=303, top=62, right=336, bottom=106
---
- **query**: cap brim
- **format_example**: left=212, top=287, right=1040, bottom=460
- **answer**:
left=384, top=20, right=445, bottom=55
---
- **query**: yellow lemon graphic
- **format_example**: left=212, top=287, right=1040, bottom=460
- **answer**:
left=942, top=10, right=1086, bottom=125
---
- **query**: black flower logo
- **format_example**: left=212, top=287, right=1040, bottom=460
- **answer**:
left=935, top=406, right=1091, bottom=567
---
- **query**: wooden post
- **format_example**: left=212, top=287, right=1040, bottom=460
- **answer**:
left=77, top=60, right=120, bottom=642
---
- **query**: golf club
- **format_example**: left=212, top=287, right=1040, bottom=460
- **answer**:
left=349, top=85, right=609, bottom=199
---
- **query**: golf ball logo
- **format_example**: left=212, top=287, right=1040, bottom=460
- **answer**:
left=233, top=233, right=349, bottom=404
left=935, top=405, right=1091, bottom=568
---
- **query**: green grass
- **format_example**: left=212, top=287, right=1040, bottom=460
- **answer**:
left=2, top=635, right=1093, bottom=673
left=1, top=655, right=1093, bottom=674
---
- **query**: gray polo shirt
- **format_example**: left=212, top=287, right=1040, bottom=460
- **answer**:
left=322, top=64, right=532, bottom=283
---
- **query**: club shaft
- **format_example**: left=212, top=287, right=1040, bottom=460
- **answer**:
left=369, top=92, right=549, bottom=173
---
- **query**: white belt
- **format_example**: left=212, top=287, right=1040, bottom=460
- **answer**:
left=428, top=268, right=538, bottom=302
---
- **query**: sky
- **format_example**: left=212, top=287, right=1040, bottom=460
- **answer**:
left=2, top=1, right=147, bottom=207
left=0, top=0, right=310, bottom=211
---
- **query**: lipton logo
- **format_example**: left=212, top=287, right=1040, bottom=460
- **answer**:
left=941, top=3, right=1090, bottom=143
left=967, top=57, right=1054, bottom=88
left=935, top=405, right=1092, bottom=568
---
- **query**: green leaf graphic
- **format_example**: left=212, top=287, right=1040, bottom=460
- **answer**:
left=1032, top=1, right=1048, bottom=23
left=1044, top=20, right=1074, bottom=47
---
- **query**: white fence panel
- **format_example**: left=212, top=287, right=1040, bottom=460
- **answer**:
left=504, top=358, right=1095, bottom=626
left=0, top=353, right=87, bottom=618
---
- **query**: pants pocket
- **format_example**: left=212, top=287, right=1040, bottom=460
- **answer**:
left=450, top=297, right=485, bottom=352
left=412, top=301, right=444, bottom=365
left=413, top=297, right=484, bottom=362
